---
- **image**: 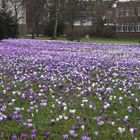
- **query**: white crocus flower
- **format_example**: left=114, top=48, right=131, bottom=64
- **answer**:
left=118, top=127, right=125, bottom=134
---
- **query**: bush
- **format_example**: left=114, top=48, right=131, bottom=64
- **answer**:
left=93, top=25, right=116, bottom=38
left=44, top=21, right=65, bottom=37
left=64, top=27, right=85, bottom=41
left=0, top=11, right=17, bottom=40
left=101, top=25, right=116, bottom=38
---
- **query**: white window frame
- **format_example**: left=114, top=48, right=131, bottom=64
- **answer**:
left=121, top=25, right=124, bottom=32
left=130, top=25, right=135, bottom=32
left=125, top=25, right=129, bottom=32
left=136, top=25, right=138, bottom=32
left=138, top=24, right=140, bottom=32
left=116, top=24, right=119, bottom=32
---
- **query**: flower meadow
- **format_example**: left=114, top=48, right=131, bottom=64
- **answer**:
left=0, top=39, right=140, bottom=140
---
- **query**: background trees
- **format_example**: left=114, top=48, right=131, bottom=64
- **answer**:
left=2, top=0, right=139, bottom=40
left=0, top=0, right=17, bottom=40
left=44, top=0, right=66, bottom=39
left=27, top=0, right=46, bottom=38
left=1, top=0, right=26, bottom=36
left=89, top=0, right=117, bottom=36
left=8, top=0, right=26, bottom=29
left=63, top=0, right=83, bottom=41
left=0, top=10, right=17, bottom=40
left=0, top=0, right=119, bottom=40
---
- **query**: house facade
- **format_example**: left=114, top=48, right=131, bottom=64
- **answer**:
left=115, top=0, right=140, bottom=35
left=74, top=0, right=140, bottom=36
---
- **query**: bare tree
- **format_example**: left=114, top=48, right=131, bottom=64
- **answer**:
left=45, top=0, right=59, bottom=39
left=0, top=0, right=26, bottom=36
left=27, top=0, right=46, bottom=38
left=64, top=0, right=83, bottom=41
left=7, top=0, right=26, bottom=35
left=63, top=0, right=117, bottom=39
left=90, top=0, right=117, bottom=35
left=45, top=0, right=66, bottom=39
left=8, top=0, right=25, bottom=24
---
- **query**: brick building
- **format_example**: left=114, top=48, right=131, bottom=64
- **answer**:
left=74, top=0, right=140, bottom=36
left=115, top=0, right=140, bottom=35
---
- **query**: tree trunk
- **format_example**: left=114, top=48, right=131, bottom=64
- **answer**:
left=35, top=22, right=39, bottom=37
left=32, top=22, right=35, bottom=39
left=53, top=10, right=58, bottom=39
left=15, top=22, right=18, bottom=37
left=96, top=17, right=101, bottom=35
left=70, top=21, right=74, bottom=41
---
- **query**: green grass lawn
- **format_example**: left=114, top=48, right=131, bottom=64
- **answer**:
left=81, top=35, right=140, bottom=44
left=32, top=35, right=140, bottom=44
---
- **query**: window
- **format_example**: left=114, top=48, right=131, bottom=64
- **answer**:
left=116, top=24, right=120, bottom=32
left=138, top=7, right=140, bottom=16
left=125, top=25, right=129, bottom=32
left=136, top=25, right=138, bottom=32
left=130, top=9, right=135, bottom=16
left=137, top=24, right=140, bottom=32
left=116, top=9, right=118, bottom=17
left=116, top=24, right=140, bottom=32
left=121, top=25, right=124, bottom=32
left=123, top=9, right=129, bottom=17
left=116, top=25, right=124, bottom=32
left=130, top=25, right=135, bottom=32
left=136, top=24, right=140, bottom=32
left=119, top=8, right=123, bottom=17
left=117, top=8, right=131, bottom=17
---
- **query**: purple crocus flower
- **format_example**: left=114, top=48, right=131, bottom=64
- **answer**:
left=130, top=128, right=138, bottom=134
left=98, top=120, right=104, bottom=126
left=31, top=133, right=36, bottom=139
left=63, top=134, right=69, bottom=140
left=81, top=136, right=91, bottom=140
left=32, top=129, right=37, bottom=134
left=69, top=130, right=75, bottom=136
left=20, top=133, right=27, bottom=139
left=12, top=135, right=17, bottom=140
left=73, top=133, right=78, bottom=138
left=44, top=132, right=50, bottom=137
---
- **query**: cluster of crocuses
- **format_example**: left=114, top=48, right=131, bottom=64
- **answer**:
left=0, top=39, right=140, bottom=140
